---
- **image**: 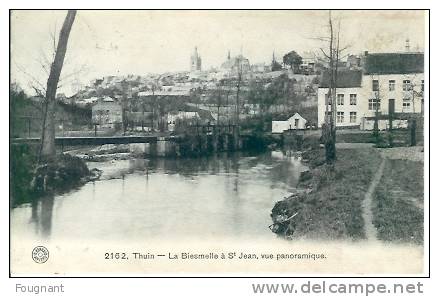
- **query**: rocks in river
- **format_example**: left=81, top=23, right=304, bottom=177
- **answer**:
left=84, top=152, right=132, bottom=162
left=90, top=144, right=130, bottom=154
left=67, top=144, right=134, bottom=162
left=87, top=168, right=103, bottom=182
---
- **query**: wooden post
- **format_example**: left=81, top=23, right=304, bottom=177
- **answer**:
left=388, top=99, right=394, bottom=147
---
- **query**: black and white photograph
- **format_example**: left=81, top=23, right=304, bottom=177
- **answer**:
left=8, top=9, right=428, bottom=277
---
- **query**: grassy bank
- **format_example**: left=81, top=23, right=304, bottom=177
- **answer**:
left=372, top=159, right=424, bottom=244
left=272, top=148, right=382, bottom=240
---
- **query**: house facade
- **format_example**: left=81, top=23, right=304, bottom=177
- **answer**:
left=92, top=97, right=123, bottom=128
left=272, top=113, right=307, bottom=133
left=317, top=52, right=424, bottom=130
left=317, top=70, right=363, bottom=128
left=360, top=52, right=424, bottom=130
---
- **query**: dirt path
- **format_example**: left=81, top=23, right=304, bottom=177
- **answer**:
left=362, top=158, right=386, bottom=241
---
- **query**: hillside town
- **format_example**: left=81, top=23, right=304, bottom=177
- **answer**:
left=14, top=39, right=423, bottom=139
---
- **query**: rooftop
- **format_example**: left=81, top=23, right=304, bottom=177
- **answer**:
left=320, top=70, right=363, bottom=88
left=364, top=52, right=424, bottom=75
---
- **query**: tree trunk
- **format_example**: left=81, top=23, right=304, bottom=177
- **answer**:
left=40, top=10, right=76, bottom=162
left=322, top=10, right=337, bottom=164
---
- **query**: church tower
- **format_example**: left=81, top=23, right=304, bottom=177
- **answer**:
left=190, top=47, right=202, bottom=72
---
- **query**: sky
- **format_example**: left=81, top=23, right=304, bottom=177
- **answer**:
left=10, top=10, right=426, bottom=96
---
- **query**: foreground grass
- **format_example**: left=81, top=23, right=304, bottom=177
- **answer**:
left=372, top=159, right=424, bottom=244
left=272, top=148, right=382, bottom=240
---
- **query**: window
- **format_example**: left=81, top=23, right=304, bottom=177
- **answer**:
left=325, top=111, right=332, bottom=119
left=350, top=112, right=357, bottom=123
left=389, top=80, right=395, bottom=91
left=402, top=98, right=411, bottom=111
left=294, top=119, right=299, bottom=128
left=403, top=80, right=412, bottom=91
left=337, top=94, right=344, bottom=105
left=350, top=94, right=357, bottom=105
left=336, top=112, right=344, bottom=123
left=372, top=80, right=379, bottom=91
left=368, top=98, right=381, bottom=111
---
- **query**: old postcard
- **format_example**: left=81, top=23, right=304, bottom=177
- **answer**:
left=9, top=9, right=428, bottom=276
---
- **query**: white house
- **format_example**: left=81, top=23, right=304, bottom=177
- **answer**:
left=317, top=52, right=424, bottom=130
left=359, top=52, right=424, bottom=130
left=272, top=113, right=307, bottom=133
left=317, top=70, right=363, bottom=128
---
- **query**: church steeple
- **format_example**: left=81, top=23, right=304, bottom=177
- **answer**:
left=227, top=50, right=231, bottom=60
left=190, top=46, right=202, bottom=72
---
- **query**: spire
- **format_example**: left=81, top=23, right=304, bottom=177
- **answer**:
left=405, top=38, right=410, bottom=52
left=194, top=46, right=198, bottom=57
left=227, top=50, right=231, bottom=60
left=272, top=50, right=276, bottom=62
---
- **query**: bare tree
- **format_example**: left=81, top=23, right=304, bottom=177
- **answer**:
left=403, top=74, right=423, bottom=114
left=40, top=10, right=77, bottom=161
left=319, top=11, right=348, bottom=164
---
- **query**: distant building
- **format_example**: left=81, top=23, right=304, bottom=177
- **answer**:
left=251, top=63, right=270, bottom=73
left=346, top=54, right=362, bottom=69
left=272, top=113, right=307, bottom=133
left=137, top=85, right=191, bottom=97
left=92, top=97, right=123, bottom=128
left=300, top=51, right=317, bottom=74
left=167, top=108, right=215, bottom=131
left=190, top=47, right=202, bottom=72
left=220, top=51, right=251, bottom=74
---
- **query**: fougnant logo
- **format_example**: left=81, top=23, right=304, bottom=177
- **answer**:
left=32, top=246, right=49, bottom=264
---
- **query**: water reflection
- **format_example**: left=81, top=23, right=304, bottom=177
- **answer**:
left=12, top=151, right=307, bottom=241
left=29, top=194, right=55, bottom=239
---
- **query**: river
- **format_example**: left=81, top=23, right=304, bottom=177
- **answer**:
left=10, top=151, right=425, bottom=275
left=11, top=150, right=308, bottom=242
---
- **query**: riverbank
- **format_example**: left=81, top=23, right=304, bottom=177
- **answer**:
left=10, top=144, right=98, bottom=207
left=271, top=145, right=424, bottom=244
left=271, top=147, right=382, bottom=240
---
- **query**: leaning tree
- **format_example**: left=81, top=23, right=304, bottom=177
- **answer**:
left=40, top=10, right=77, bottom=162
